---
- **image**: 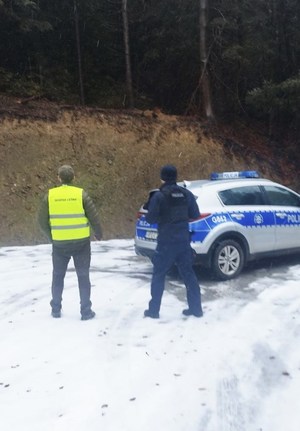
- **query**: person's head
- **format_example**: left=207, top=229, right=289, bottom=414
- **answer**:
left=160, top=164, right=177, bottom=184
left=58, top=165, right=75, bottom=184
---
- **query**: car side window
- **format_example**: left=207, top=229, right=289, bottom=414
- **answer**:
left=263, top=186, right=300, bottom=207
left=219, top=186, right=264, bottom=206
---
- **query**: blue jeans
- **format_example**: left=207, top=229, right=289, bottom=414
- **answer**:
left=148, top=242, right=202, bottom=314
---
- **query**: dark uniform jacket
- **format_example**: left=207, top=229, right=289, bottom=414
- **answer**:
left=145, top=182, right=200, bottom=244
left=38, top=187, right=102, bottom=246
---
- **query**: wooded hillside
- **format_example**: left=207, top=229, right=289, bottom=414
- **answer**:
left=0, top=0, right=299, bottom=143
left=1, top=1, right=300, bottom=246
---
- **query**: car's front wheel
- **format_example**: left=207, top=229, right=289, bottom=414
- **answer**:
left=211, top=239, right=244, bottom=280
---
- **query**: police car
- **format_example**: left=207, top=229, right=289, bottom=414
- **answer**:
left=135, top=170, right=300, bottom=280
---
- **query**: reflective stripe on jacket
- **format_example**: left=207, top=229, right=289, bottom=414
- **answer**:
left=48, top=185, right=90, bottom=241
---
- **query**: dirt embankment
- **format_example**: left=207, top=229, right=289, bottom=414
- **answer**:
left=0, top=96, right=299, bottom=246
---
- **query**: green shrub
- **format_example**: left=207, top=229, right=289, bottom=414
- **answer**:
left=246, top=76, right=300, bottom=123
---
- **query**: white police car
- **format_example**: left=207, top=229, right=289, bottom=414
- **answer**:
left=135, top=171, right=300, bottom=280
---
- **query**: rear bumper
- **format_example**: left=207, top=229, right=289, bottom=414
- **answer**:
left=135, top=241, right=210, bottom=268
left=135, top=244, right=155, bottom=260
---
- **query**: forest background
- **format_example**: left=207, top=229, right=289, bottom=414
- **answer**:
left=0, top=0, right=299, bottom=246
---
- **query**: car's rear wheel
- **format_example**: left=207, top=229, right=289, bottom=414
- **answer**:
left=211, top=239, right=244, bottom=280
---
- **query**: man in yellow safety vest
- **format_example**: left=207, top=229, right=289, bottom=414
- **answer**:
left=39, top=165, right=102, bottom=320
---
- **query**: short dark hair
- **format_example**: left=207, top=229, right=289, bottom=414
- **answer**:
left=58, top=165, right=74, bottom=184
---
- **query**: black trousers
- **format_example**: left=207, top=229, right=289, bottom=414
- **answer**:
left=148, top=241, right=202, bottom=314
left=51, top=240, right=92, bottom=315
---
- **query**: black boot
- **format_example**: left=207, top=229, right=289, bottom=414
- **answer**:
left=144, top=309, right=159, bottom=319
left=182, top=308, right=203, bottom=318
left=81, top=310, right=96, bottom=321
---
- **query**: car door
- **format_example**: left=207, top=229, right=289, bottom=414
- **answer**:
left=218, top=185, right=276, bottom=254
left=263, top=185, right=300, bottom=250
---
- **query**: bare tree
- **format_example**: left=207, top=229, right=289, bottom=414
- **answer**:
left=186, top=0, right=214, bottom=119
left=122, top=0, right=134, bottom=108
left=199, top=0, right=214, bottom=120
left=74, top=0, right=85, bottom=105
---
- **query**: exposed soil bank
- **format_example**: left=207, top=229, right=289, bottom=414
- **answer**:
left=0, top=98, right=298, bottom=246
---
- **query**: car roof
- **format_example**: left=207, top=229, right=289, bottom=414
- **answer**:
left=180, top=177, right=274, bottom=191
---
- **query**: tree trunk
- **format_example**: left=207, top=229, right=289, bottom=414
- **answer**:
left=199, top=0, right=214, bottom=120
left=122, top=0, right=134, bottom=108
left=74, top=0, right=85, bottom=105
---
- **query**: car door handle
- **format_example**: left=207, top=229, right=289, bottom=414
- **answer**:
left=276, top=212, right=287, bottom=218
left=231, top=213, right=245, bottom=220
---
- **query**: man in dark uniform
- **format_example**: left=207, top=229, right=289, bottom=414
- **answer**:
left=144, top=164, right=203, bottom=319
left=39, top=165, right=102, bottom=320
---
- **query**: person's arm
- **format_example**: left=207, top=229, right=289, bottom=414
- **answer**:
left=83, top=191, right=102, bottom=240
left=143, top=189, right=159, bottom=210
left=38, top=194, right=52, bottom=240
left=188, top=191, right=200, bottom=220
left=145, top=191, right=162, bottom=224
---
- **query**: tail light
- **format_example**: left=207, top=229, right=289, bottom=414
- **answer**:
left=136, top=211, right=145, bottom=219
left=190, top=213, right=211, bottom=221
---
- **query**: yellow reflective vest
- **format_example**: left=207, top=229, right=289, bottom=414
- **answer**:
left=48, top=185, right=90, bottom=241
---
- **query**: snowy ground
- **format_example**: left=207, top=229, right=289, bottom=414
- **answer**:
left=0, top=239, right=300, bottom=431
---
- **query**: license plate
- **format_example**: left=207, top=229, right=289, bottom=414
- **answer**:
left=145, top=231, right=158, bottom=240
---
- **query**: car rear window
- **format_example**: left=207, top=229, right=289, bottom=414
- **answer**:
left=219, top=186, right=264, bottom=206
